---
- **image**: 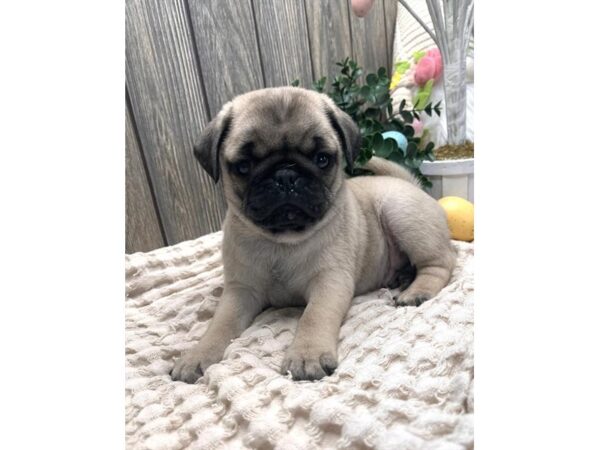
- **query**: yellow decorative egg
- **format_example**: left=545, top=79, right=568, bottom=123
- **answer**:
left=438, top=196, right=474, bottom=242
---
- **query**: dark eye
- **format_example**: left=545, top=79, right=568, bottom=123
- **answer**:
left=314, top=152, right=330, bottom=169
left=234, top=160, right=251, bottom=175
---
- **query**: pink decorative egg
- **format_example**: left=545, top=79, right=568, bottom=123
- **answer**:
left=412, top=119, right=424, bottom=137
left=351, top=0, right=376, bottom=17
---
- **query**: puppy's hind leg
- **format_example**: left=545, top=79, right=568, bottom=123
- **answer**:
left=395, top=263, right=453, bottom=307
left=388, top=263, right=416, bottom=292
left=381, top=195, right=456, bottom=307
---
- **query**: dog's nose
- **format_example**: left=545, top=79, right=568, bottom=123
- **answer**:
left=273, top=168, right=299, bottom=190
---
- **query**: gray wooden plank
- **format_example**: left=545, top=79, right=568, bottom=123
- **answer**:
left=348, top=0, right=389, bottom=78
left=126, top=0, right=227, bottom=245
left=188, top=0, right=264, bottom=116
left=303, top=0, right=352, bottom=85
left=253, top=0, right=313, bottom=87
left=382, top=0, right=398, bottom=73
left=126, top=102, right=166, bottom=254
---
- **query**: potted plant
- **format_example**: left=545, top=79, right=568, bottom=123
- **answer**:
left=293, top=58, right=440, bottom=187
left=395, top=0, right=475, bottom=202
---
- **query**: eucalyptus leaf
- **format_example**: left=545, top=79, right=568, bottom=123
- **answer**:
left=378, top=138, right=397, bottom=158
left=389, top=150, right=405, bottom=163
left=365, top=107, right=380, bottom=118
left=371, top=133, right=384, bottom=152
left=390, top=118, right=404, bottom=128
left=366, top=73, right=378, bottom=86
left=375, top=93, right=390, bottom=107
left=404, top=158, right=417, bottom=168
left=400, top=111, right=414, bottom=123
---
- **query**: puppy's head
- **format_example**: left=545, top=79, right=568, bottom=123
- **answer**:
left=194, top=87, right=360, bottom=242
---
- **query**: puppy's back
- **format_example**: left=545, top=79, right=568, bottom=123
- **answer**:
left=361, top=156, right=422, bottom=187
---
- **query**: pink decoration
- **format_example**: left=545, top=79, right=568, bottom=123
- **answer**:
left=351, top=0, right=375, bottom=17
left=426, top=49, right=443, bottom=79
left=411, top=118, right=424, bottom=137
left=414, top=58, right=435, bottom=86
left=414, top=49, right=443, bottom=87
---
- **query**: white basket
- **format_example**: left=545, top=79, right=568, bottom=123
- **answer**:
left=420, top=158, right=474, bottom=203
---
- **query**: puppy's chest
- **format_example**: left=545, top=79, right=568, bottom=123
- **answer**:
left=236, top=238, right=323, bottom=307
left=263, top=255, right=314, bottom=307
left=266, top=265, right=307, bottom=306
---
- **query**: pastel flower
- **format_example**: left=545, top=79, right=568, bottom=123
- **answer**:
left=414, top=57, right=435, bottom=86
left=426, top=49, right=443, bottom=79
left=414, top=48, right=443, bottom=87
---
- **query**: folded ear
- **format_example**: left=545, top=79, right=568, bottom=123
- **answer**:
left=193, top=103, right=233, bottom=183
left=323, top=100, right=361, bottom=171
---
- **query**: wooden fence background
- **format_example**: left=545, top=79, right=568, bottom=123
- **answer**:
left=126, top=0, right=397, bottom=253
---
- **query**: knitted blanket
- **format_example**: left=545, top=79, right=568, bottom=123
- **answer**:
left=125, top=232, right=474, bottom=450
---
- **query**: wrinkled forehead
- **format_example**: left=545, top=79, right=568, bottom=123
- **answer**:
left=223, top=93, right=336, bottom=160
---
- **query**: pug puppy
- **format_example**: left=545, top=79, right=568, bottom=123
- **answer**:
left=171, top=87, right=455, bottom=383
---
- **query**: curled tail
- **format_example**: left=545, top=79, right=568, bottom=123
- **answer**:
left=362, top=156, right=422, bottom=188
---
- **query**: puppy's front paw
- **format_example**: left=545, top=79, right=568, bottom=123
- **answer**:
left=170, top=346, right=222, bottom=384
left=170, top=351, right=204, bottom=384
left=281, top=348, right=337, bottom=381
left=394, top=291, right=432, bottom=307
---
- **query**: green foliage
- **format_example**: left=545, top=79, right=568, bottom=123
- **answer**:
left=293, top=58, right=440, bottom=187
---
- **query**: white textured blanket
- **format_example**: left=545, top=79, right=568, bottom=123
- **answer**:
left=125, top=232, right=474, bottom=450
